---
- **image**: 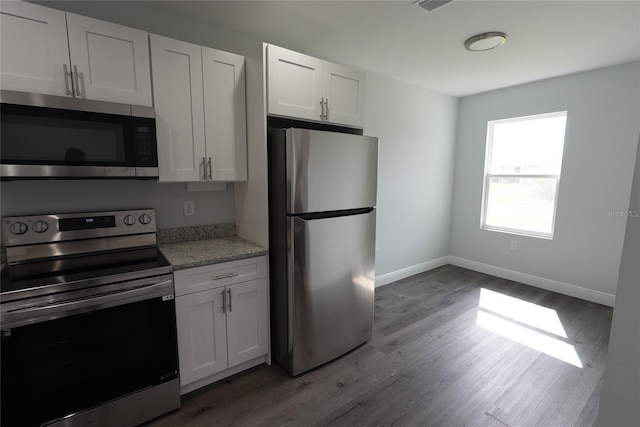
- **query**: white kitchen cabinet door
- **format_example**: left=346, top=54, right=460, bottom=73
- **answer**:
left=226, top=278, right=269, bottom=368
left=66, top=13, right=152, bottom=106
left=323, top=62, right=366, bottom=128
left=202, top=47, right=247, bottom=181
left=175, top=289, right=229, bottom=386
left=0, top=1, right=70, bottom=96
left=267, top=44, right=323, bottom=122
left=150, top=34, right=206, bottom=182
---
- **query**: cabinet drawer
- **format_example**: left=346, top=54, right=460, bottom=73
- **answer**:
left=174, top=256, right=267, bottom=296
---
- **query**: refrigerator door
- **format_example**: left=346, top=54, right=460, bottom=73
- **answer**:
left=286, top=128, right=378, bottom=214
left=287, top=210, right=376, bottom=375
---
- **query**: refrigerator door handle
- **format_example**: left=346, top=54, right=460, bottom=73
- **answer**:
left=294, top=207, right=374, bottom=221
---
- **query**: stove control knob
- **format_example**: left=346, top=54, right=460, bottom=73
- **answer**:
left=123, top=215, right=137, bottom=226
left=139, top=214, right=152, bottom=225
left=9, top=222, right=28, bottom=235
left=32, top=220, right=49, bottom=233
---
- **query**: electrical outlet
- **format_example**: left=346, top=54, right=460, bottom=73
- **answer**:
left=509, top=241, right=517, bottom=251
left=183, top=200, right=195, bottom=217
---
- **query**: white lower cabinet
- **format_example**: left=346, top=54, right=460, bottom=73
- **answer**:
left=174, top=256, right=268, bottom=393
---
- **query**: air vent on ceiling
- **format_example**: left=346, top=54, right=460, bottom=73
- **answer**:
left=413, top=0, right=453, bottom=12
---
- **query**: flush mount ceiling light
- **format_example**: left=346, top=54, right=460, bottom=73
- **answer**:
left=464, top=32, right=507, bottom=51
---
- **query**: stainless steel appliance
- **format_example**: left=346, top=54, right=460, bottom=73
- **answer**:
left=0, top=89, right=158, bottom=180
left=268, top=127, right=378, bottom=376
left=1, top=209, right=179, bottom=427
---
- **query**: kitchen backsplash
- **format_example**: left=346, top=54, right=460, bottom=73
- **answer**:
left=157, top=223, right=236, bottom=244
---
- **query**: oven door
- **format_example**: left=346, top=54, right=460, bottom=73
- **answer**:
left=1, top=274, right=179, bottom=427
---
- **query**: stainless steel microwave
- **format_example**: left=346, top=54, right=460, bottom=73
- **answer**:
left=0, top=90, right=158, bottom=180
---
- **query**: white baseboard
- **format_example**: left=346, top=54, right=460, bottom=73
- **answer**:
left=375, top=256, right=449, bottom=288
left=448, top=256, right=616, bottom=307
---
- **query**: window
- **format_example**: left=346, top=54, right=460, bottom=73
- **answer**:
left=481, top=111, right=567, bottom=238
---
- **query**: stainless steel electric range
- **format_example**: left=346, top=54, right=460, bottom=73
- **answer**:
left=1, top=209, right=179, bottom=427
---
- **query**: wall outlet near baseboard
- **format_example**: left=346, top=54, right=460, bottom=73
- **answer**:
left=183, top=200, right=195, bottom=216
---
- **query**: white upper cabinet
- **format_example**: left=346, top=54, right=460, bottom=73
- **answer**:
left=202, top=47, right=247, bottom=181
left=0, top=1, right=69, bottom=96
left=267, top=44, right=366, bottom=128
left=150, top=35, right=205, bottom=182
left=322, top=61, right=366, bottom=127
left=65, top=13, right=152, bottom=106
left=267, top=46, right=323, bottom=122
left=151, top=34, right=247, bottom=182
left=0, top=1, right=152, bottom=106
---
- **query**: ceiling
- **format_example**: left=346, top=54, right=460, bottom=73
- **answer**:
left=150, top=0, right=640, bottom=97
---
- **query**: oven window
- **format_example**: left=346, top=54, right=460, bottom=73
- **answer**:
left=1, top=296, right=178, bottom=426
left=0, top=104, right=134, bottom=166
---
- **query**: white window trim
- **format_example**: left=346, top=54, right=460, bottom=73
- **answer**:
left=480, top=111, right=567, bottom=239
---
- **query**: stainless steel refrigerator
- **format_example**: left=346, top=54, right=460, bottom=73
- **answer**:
left=268, top=127, right=378, bottom=376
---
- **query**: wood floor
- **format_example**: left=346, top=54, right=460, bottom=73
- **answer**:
left=144, top=265, right=613, bottom=427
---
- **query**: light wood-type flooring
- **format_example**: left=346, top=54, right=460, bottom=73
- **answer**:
left=145, top=265, right=613, bottom=427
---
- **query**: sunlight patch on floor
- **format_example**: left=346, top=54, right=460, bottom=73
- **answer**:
left=476, top=288, right=582, bottom=368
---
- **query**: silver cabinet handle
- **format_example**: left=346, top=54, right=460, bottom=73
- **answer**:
left=208, top=157, right=212, bottom=180
left=319, top=97, right=325, bottom=119
left=213, top=272, right=238, bottom=280
left=202, top=157, right=207, bottom=181
left=324, top=98, right=329, bottom=121
left=73, top=65, right=82, bottom=97
left=221, top=289, right=226, bottom=313
left=63, top=64, right=73, bottom=96
left=227, top=288, right=232, bottom=312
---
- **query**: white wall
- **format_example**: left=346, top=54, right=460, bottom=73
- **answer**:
left=596, top=135, right=640, bottom=426
left=450, top=62, right=640, bottom=306
left=364, top=73, right=458, bottom=284
left=0, top=181, right=234, bottom=229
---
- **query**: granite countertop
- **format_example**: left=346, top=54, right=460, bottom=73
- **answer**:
left=159, top=229, right=267, bottom=270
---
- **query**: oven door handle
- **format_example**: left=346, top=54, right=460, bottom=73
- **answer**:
left=1, top=279, right=174, bottom=329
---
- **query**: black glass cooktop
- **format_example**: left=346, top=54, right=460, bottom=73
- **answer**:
left=1, top=247, right=172, bottom=301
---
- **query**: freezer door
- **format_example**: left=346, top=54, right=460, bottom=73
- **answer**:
left=287, top=210, right=375, bottom=375
left=286, top=128, right=378, bottom=214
